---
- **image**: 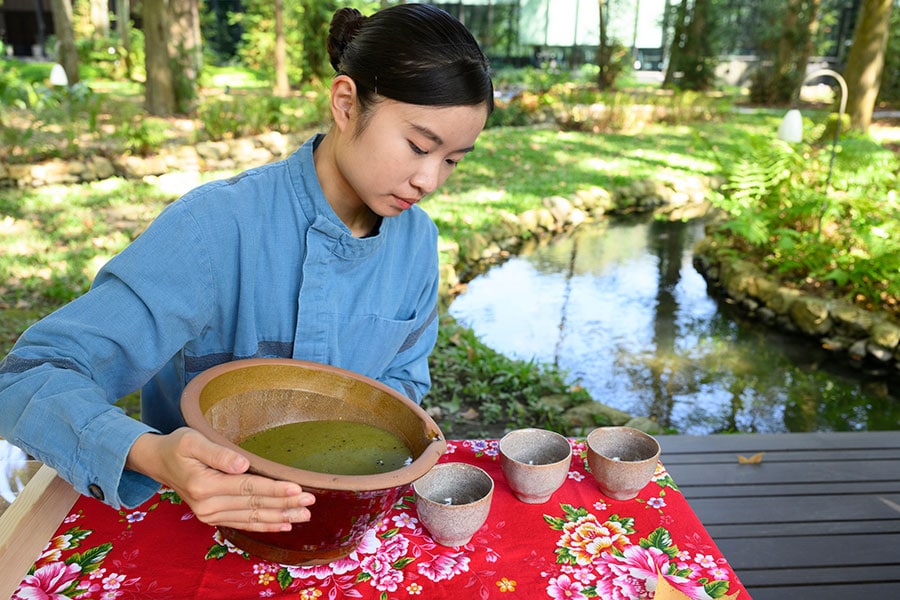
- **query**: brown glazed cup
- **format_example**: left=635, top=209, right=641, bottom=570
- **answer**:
left=586, top=426, right=660, bottom=500
left=499, top=428, right=572, bottom=504
left=413, top=463, right=494, bottom=547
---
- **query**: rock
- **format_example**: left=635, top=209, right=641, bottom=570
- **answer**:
left=870, top=321, right=900, bottom=351
left=867, top=341, right=894, bottom=363
left=545, top=195, right=573, bottom=225
left=623, top=416, right=663, bottom=434
left=790, top=296, right=832, bottom=336
left=848, top=339, right=868, bottom=361
left=831, top=302, right=876, bottom=338
left=561, top=402, right=631, bottom=432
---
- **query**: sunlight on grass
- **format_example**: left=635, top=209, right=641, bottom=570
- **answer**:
left=205, top=66, right=269, bottom=90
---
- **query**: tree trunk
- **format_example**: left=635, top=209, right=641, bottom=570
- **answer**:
left=90, top=0, right=109, bottom=38
left=843, top=0, right=893, bottom=133
left=663, top=0, right=688, bottom=88
left=144, top=0, right=176, bottom=116
left=169, top=0, right=202, bottom=114
left=50, top=0, right=79, bottom=85
left=595, top=0, right=614, bottom=89
left=117, top=0, right=133, bottom=78
left=273, top=0, right=289, bottom=97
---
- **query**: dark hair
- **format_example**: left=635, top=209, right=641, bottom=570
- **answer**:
left=327, top=3, right=494, bottom=116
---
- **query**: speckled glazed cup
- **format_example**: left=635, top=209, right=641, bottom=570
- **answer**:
left=413, top=463, right=494, bottom=547
left=499, top=428, right=572, bottom=504
left=586, top=426, right=660, bottom=500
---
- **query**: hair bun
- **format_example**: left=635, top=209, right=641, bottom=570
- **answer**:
left=327, top=8, right=367, bottom=72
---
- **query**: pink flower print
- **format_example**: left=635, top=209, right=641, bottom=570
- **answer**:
left=392, top=512, right=418, bottom=529
left=568, top=471, right=585, bottom=482
left=546, top=574, right=589, bottom=600
left=557, top=515, right=630, bottom=566
left=356, top=527, right=382, bottom=554
left=561, top=565, right=598, bottom=586
left=710, top=566, right=730, bottom=581
left=694, top=553, right=717, bottom=569
left=647, top=497, right=666, bottom=509
left=379, top=534, right=411, bottom=564
left=101, top=573, right=126, bottom=591
left=62, top=513, right=81, bottom=524
left=358, top=556, right=403, bottom=592
left=417, top=551, right=471, bottom=582
left=16, top=561, right=83, bottom=600
left=596, top=546, right=713, bottom=600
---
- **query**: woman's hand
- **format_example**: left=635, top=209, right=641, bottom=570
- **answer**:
left=126, top=428, right=315, bottom=532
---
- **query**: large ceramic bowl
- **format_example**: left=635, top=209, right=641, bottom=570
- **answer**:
left=180, top=358, right=446, bottom=565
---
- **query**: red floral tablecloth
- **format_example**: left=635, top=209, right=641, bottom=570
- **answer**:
left=13, top=439, right=749, bottom=599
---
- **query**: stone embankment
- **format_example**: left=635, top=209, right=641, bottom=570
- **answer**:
left=0, top=131, right=307, bottom=188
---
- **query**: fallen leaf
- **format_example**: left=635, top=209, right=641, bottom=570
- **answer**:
left=737, top=452, right=764, bottom=464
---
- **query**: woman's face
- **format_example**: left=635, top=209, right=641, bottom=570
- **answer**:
left=335, top=97, right=488, bottom=218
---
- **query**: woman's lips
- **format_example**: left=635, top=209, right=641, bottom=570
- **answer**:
left=396, top=196, right=418, bottom=210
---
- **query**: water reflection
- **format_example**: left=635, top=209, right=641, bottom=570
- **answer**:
left=449, top=217, right=899, bottom=435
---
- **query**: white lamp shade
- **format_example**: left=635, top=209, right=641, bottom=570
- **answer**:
left=777, top=109, right=803, bottom=143
left=49, top=63, right=69, bottom=86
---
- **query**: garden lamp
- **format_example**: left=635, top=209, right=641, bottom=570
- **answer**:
left=776, top=68, right=848, bottom=237
left=49, top=63, right=69, bottom=87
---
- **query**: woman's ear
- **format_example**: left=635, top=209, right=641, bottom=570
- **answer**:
left=330, top=75, right=357, bottom=132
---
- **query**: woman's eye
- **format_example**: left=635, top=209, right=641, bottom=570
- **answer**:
left=445, top=158, right=459, bottom=167
left=409, top=142, right=427, bottom=155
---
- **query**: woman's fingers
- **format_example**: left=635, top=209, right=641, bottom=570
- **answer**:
left=205, top=504, right=314, bottom=533
left=146, top=428, right=317, bottom=529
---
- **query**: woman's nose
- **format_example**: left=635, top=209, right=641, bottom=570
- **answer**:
left=410, top=161, right=443, bottom=195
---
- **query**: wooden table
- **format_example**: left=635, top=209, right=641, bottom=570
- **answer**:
left=2, top=437, right=748, bottom=599
left=659, top=431, right=900, bottom=599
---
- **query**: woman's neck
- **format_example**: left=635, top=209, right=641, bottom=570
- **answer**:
left=313, top=132, right=380, bottom=238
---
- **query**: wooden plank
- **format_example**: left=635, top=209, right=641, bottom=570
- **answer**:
left=668, top=480, right=900, bottom=498
left=714, top=532, right=900, bottom=571
left=737, top=564, right=900, bottom=586
left=659, top=432, right=900, bottom=598
left=659, top=431, right=900, bottom=453
left=683, top=493, right=900, bottom=525
left=665, top=460, right=899, bottom=487
left=661, top=448, right=900, bottom=464
left=0, top=465, right=79, bottom=600
left=750, top=582, right=900, bottom=600
left=704, top=518, right=900, bottom=538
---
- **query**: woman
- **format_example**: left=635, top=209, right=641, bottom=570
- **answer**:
left=0, top=4, right=493, bottom=534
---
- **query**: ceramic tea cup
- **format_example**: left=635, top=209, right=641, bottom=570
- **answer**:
left=499, top=428, right=572, bottom=504
left=586, top=426, right=661, bottom=500
left=413, top=463, right=494, bottom=547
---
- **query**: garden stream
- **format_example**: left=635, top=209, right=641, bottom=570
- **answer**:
left=449, top=216, right=900, bottom=435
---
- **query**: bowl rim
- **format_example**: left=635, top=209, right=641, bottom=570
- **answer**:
left=180, top=358, right=447, bottom=491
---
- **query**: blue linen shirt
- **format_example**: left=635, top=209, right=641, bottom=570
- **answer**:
left=0, top=134, right=440, bottom=509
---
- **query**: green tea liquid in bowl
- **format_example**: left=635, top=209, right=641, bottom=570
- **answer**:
left=238, top=420, right=414, bottom=476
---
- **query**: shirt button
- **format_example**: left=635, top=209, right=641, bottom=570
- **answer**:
left=88, top=484, right=105, bottom=501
